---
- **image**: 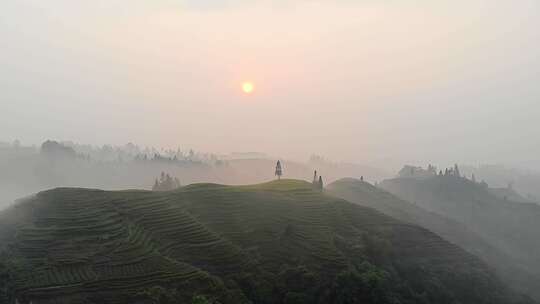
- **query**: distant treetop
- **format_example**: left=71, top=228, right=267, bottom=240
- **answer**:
left=40, top=140, right=77, bottom=159
left=152, top=172, right=181, bottom=191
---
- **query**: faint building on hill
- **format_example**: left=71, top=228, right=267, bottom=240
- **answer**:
left=398, top=165, right=436, bottom=179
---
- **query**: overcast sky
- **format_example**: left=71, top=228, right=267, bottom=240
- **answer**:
left=1, top=0, right=539, bottom=169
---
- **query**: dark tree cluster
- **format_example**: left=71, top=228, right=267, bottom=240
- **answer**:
left=435, top=164, right=490, bottom=188
left=439, top=164, right=462, bottom=177
left=399, top=164, right=493, bottom=190
left=40, top=140, right=78, bottom=159
left=152, top=172, right=181, bottom=191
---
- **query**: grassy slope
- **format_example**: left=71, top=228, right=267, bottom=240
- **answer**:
left=0, top=179, right=533, bottom=304
left=327, top=178, right=540, bottom=301
left=379, top=176, right=540, bottom=270
left=489, top=187, right=536, bottom=204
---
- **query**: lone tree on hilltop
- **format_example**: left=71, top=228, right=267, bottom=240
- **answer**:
left=312, top=170, right=318, bottom=184
left=275, top=160, right=283, bottom=180
left=454, top=164, right=461, bottom=177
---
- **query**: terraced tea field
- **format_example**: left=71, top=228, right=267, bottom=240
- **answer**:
left=0, top=180, right=532, bottom=304
left=327, top=178, right=540, bottom=301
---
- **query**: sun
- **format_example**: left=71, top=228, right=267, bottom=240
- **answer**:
left=242, top=82, right=254, bottom=94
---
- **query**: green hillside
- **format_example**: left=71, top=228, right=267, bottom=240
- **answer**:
left=488, top=187, right=536, bottom=204
left=327, top=178, right=540, bottom=300
left=379, top=176, right=540, bottom=269
left=0, top=180, right=533, bottom=304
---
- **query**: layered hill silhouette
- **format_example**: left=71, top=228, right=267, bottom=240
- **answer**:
left=379, top=175, right=540, bottom=270
left=0, top=180, right=534, bottom=304
left=328, top=178, right=540, bottom=300
left=488, top=186, right=537, bottom=204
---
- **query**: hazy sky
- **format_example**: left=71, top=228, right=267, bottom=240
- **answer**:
left=1, top=0, right=539, bottom=168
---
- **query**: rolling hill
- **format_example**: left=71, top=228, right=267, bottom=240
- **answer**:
left=0, top=180, right=533, bottom=304
left=488, top=187, right=536, bottom=204
left=327, top=178, right=540, bottom=300
left=379, top=175, right=540, bottom=270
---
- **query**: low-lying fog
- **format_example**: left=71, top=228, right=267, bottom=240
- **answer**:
left=1, top=140, right=539, bottom=210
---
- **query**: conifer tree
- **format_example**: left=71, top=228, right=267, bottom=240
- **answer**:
left=454, top=164, right=461, bottom=177
left=275, top=160, right=283, bottom=180
left=152, top=172, right=180, bottom=191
